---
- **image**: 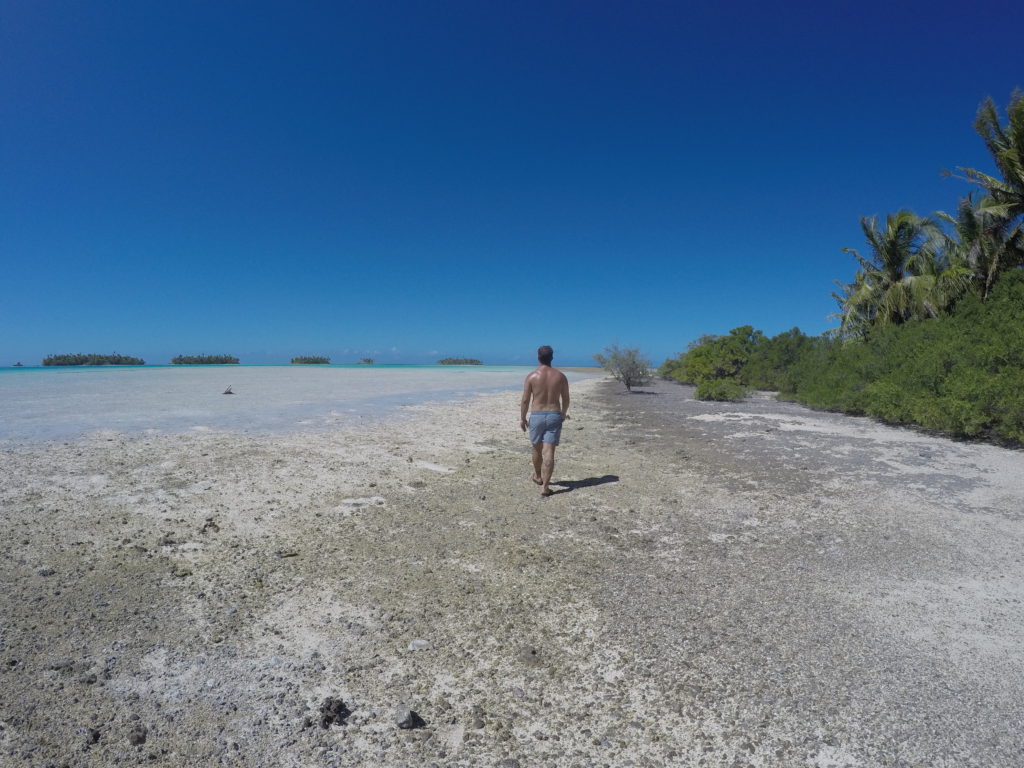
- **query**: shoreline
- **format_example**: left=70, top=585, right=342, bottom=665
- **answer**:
left=0, top=366, right=601, bottom=445
left=0, top=364, right=607, bottom=371
left=2, top=378, right=1022, bottom=766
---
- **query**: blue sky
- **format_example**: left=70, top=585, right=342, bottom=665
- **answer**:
left=2, top=1, right=1021, bottom=366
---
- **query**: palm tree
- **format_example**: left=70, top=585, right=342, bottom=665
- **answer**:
left=831, top=271, right=873, bottom=339
left=835, top=210, right=951, bottom=335
left=937, top=194, right=1024, bottom=301
left=953, top=91, right=1024, bottom=221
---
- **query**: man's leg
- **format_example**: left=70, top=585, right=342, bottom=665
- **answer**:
left=531, top=442, right=543, bottom=484
left=541, top=442, right=556, bottom=495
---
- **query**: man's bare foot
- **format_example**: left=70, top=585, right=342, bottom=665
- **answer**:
left=531, top=475, right=543, bottom=485
left=541, top=488, right=554, bottom=497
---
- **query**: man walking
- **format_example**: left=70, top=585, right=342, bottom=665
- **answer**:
left=520, top=345, right=570, bottom=497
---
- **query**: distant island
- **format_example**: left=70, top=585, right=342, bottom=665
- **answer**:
left=438, top=358, right=483, bottom=365
left=359, top=358, right=374, bottom=365
left=42, top=354, right=145, bottom=366
left=291, top=356, right=330, bottom=364
left=13, top=362, right=23, bottom=367
left=171, top=355, right=240, bottom=365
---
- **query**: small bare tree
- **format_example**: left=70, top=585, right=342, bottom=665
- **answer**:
left=594, top=344, right=653, bottom=391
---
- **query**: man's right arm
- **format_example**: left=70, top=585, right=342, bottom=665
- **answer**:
left=520, top=376, right=533, bottom=431
left=560, top=375, right=570, bottom=420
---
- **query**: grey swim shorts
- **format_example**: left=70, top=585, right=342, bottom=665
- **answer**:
left=529, top=411, right=563, bottom=445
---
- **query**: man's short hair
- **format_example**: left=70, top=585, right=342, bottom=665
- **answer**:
left=537, top=345, right=554, bottom=365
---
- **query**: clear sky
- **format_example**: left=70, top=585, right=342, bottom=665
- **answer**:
left=2, top=1, right=1021, bottom=366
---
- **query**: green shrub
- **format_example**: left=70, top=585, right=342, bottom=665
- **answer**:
left=662, top=326, right=767, bottom=400
left=782, top=270, right=1024, bottom=443
left=657, top=355, right=686, bottom=380
left=683, top=326, right=760, bottom=382
left=695, top=378, right=749, bottom=401
left=659, top=270, right=1024, bottom=442
left=743, top=328, right=815, bottom=390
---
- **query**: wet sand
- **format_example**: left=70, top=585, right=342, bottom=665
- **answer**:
left=2, top=377, right=1022, bottom=767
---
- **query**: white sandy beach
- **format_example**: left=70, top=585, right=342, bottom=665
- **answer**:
left=2, top=375, right=1023, bottom=767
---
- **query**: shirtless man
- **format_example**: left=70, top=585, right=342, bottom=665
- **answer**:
left=520, top=345, right=570, bottom=497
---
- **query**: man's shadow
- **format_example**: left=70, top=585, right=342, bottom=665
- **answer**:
left=549, top=474, right=619, bottom=495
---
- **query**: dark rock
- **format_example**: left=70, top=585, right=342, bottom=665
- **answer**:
left=319, top=697, right=351, bottom=728
left=77, top=726, right=101, bottom=749
left=517, top=646, right=542, bottom=666
left=395, top=706, right=426, bottom=730
left=38, top=568, right=56, bottom=577
left=128, top=724, right=147, bottom=746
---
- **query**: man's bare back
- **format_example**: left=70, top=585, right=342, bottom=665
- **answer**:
left=520, top=346, right=570, bottom=496
left=523, top=366, right=570, bottom=414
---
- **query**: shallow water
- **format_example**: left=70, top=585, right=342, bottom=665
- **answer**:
left=0, top=365, right=591, bottom=443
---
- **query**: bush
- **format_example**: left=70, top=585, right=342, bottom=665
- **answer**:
left=658, top=270, right=1024, bottom=441
left=661, top=326, right=768, bottom=401
left=743, top=328, right=815, bottom=390
left=695, top=378, right=749, bottom=401
left=291, top=356, right=330, bottom=364
left=594, top=344, right=653, bottom=391
left=438, top=358, right=483, bottom=365
left=781, top=270, right=1024, bottom=442
left=657, top=355, right=686, bottom=380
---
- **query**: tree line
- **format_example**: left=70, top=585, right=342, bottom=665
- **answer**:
left=171, top=355, right=240, bottom=365
left=660, top=91, right=1024, bottom=444
left=42, top=354, right=145, bottom=366
left=34, top=354, right=471, bottom=366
